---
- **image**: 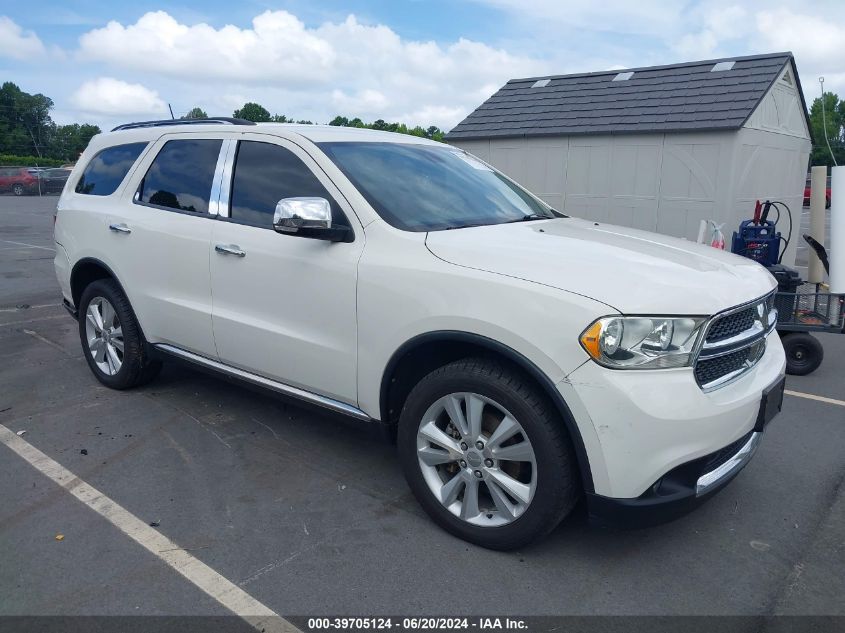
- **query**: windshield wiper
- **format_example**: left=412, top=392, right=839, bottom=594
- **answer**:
left=444, top=222, right=490, bottom=230
left=502, top=213, right=548, bottom=224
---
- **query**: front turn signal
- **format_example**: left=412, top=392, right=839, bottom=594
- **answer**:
left=580, top=320, right=603, bottom=360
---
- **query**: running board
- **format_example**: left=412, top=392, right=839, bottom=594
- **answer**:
left=154, top=344, right=372, bottom=422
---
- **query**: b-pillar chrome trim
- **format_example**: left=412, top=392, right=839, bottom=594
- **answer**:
left=209, top=139, right=236, bottom=217
left=154, top=344, right=372, bottom=421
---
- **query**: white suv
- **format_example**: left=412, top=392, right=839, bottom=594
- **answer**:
left=54, top=118, right=786, bottom=549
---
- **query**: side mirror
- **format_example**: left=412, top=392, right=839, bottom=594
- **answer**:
left=273, top=197, right=351, bottom=242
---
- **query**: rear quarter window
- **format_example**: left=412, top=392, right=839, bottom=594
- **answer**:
left=75, top=142, right=148, bottom=196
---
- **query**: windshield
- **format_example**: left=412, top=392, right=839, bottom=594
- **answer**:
left=317, top=142, right=560, bottom=231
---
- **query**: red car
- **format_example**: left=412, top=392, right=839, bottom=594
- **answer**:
left=0, top=167, right=40, bottom=196
left=804, top=175, right=831, bottom=208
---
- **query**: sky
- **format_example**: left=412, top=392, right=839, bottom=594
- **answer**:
left=1, top=0, right=844, bottom=132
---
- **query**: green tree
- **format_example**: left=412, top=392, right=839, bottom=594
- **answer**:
left=183, top=107, right=207, bottom=119
left=233, top=102, right=271, bottom=122
left=47, top=123, right=101, bottom=161
left=0, top=82, right=54, bottom=157
left=425, top=126, right=443, bottom=141
left=324, top=114, right=445, bottom=141
left=808, top=92, right=845, bottom=166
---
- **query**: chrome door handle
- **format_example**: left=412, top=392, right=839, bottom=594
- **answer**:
left=109, top=223, right=131, bottom=234
left=215, top=244, right=246, bottom=257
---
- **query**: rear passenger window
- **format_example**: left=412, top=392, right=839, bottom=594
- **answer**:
left=138, top=139, right=222, bottom=214
left=75, top=142, right=147, bottom=196
left=229, top=141, right=346, bottom=229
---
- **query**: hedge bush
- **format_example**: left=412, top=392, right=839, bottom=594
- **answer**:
left=0, top=154, right=66, bottom=167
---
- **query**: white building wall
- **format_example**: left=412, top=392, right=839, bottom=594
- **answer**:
left=452, top=131, right=737, bottom=241
left=451, top=124, right=808, bottom=265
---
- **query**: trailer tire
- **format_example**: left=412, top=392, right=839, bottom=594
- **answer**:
left=781, top=332, right=823, bottom=376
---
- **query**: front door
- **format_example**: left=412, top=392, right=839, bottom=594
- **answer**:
left=209, top=135, right=363, bottom=404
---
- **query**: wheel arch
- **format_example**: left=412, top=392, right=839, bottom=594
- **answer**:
left=70, top=257, right=130, bottom=310
left=380, top=330, right=595, bottom=492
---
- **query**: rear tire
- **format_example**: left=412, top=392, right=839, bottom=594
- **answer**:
left=13, top=184, right=24, bottom=196
left=78, top=279, right=162, bottom=389
left=398, top=357, right=579, bottom=550
left=782, top=332, right=823, bottom=376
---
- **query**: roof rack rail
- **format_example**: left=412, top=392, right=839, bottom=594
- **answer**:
left=111, top=117, right=257, bottom=132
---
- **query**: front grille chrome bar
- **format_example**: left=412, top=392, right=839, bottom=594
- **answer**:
left=694, top=291, right=777, bottom=391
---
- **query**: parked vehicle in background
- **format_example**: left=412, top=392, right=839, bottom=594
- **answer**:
left=804, top=175, right=831, bottom=208
left=38, top=168, right=72, bottom=194
left=54, top=119, right=786, bottom=549
left=0, top=167, right=40, bottom=196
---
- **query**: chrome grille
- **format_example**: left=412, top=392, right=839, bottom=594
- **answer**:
left=694, top=340, right=766, bottom=387
left=705, top=307, right=755, bottom=343
left=695, top=292, right=777, bottom=391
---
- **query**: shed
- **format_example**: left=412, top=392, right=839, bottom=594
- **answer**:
left=446, top=52, right=812, bottom=266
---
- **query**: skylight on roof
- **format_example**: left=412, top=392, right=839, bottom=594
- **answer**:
left=612, top=72, right=634, bottom=81
left=711, top=61, right=736, bottom=72
left=531, top=79, right=551, bottom=88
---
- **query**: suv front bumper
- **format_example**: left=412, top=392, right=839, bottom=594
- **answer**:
left=586, top=428, right=764, bottom=528
left=559, top=329, right=786, bottom=522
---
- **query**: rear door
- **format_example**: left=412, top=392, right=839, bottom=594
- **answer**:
left=109, top=133, right=234, bottom=357
left=208, top=134, right=363, bottom=403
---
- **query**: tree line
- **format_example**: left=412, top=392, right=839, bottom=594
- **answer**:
left=0, top=82, right=100, bottom=164
left=809, top=92, right=845, bottom=167
left=217, top=102, right=445, bottom=142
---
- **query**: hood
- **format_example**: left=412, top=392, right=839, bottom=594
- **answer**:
left=425, top=217, right=776, bottom=315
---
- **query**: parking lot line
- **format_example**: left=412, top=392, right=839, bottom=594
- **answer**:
left=0, top=239, right=55, bottom=252
left=0, top=303, right=59, bottom=313
left=785, top=389, right=845, bottom=408
left=0, top=424, right=300, bottom=633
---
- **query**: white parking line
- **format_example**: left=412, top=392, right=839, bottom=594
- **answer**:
left=785, top=389, right=845, bottom=408
left=0, top=239, right=55, bottom=252
left=0, top=424, right=300, bottom=633
left=0, top=303, right=60, bottom=313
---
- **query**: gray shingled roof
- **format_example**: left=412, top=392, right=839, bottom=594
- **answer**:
left=446, top=52, right=809, bottom=140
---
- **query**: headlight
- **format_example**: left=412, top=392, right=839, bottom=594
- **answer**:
left=580, top=316, right=707, bottom=369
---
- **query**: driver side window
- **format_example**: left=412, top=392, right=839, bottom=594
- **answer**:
left=229, top=141, right=347, bottom=230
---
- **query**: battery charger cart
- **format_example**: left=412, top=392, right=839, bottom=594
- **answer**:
left=732, top=201, right=845, bottom=375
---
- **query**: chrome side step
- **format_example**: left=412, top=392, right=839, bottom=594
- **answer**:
left=154, top=344, right=372, bottom=421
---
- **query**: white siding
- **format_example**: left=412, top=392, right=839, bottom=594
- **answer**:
left=744, top=67, right=810, bottom=139
left=732, top=127, right=810, bottom=266
left=451, top=124, right=809, bottom=266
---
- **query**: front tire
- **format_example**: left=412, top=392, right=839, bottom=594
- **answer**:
left=78, top=279, right=162, bottom=389
left=398, top=357, right=579, bottom=550
left=13, top=183, right=24, bottom=196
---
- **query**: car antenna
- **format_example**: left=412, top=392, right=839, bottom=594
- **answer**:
left=168, top=103, right=175, bottom=120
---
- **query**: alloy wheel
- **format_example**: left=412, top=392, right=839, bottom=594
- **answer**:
left=85, top=297, right=124, bottom=376
left=416, top=392, right=537, bottom=527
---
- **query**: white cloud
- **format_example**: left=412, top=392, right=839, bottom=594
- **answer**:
left=74, top=10, right=545, bottom=128
left=0, top=16, right=46, bottom=60
left=756, top=9, right=845, bottom=66
left=70, top=77, right=167, bottom=116
left=78, top=11, right=336, bottom=85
